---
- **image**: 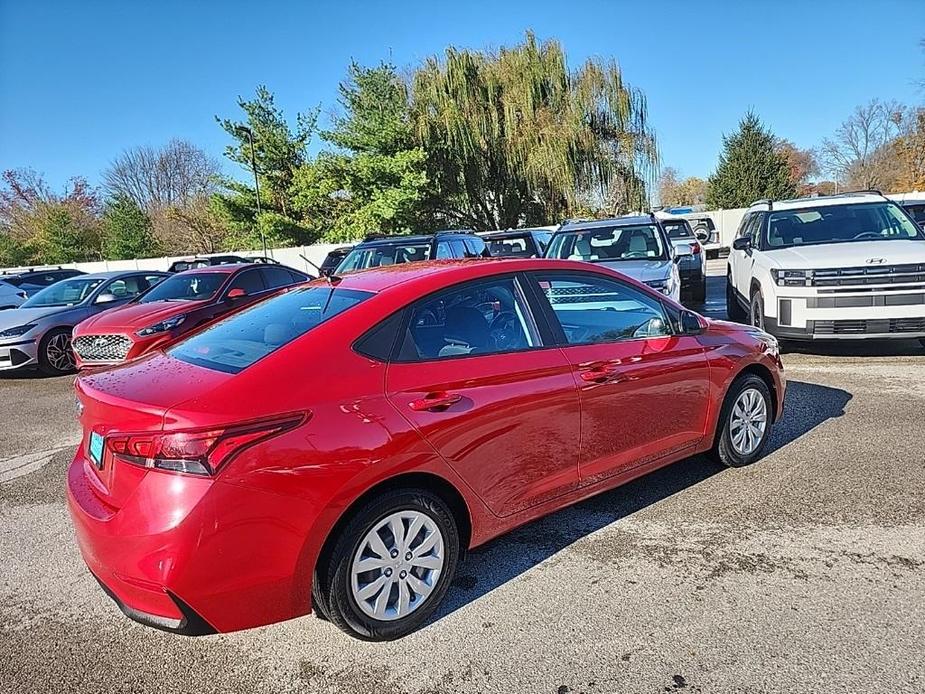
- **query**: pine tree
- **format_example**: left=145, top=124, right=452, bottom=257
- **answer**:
left=707, top=112, right=796, bottom=209
left=102, top=195, right=158, bottom=259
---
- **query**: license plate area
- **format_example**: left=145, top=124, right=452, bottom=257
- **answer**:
left=88, top=431, right=104, bottom=469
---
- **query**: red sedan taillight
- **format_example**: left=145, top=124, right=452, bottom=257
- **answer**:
left=691, top=243, right=702, bottom=254
left=107, top=414, right=305, bottom=476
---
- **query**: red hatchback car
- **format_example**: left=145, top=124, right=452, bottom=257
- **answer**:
left=67, top=258, right=785, bottom=640
left=72, top=264, right=309, bottom=367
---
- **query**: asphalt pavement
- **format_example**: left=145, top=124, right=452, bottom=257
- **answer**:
left=1, top=259, right=923, bottom=693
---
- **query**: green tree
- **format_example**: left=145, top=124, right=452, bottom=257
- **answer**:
left=216, top=86, right=318, bottom=246
left=217, top=85, right=318, bottom=216
left=0, top=171, right=101, bottom=264
left=707, top=112, right=797, bottom=209
left=291, top=61, right=429, bottom=242
left=410, top=32, right=657, bottom=230
left=101, top=195, right=159, bottom=259
left=37, top=207, right=94, bottom=263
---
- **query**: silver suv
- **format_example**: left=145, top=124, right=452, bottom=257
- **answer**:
left=544, top=216, right=681, bottom=301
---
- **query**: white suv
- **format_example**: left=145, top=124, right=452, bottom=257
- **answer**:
left=726, top=192, right=925, bottom=342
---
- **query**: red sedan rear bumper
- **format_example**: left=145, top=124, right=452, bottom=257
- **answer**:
left=66, top=448, right=321, bottom=634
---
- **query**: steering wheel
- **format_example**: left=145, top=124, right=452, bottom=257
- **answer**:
left=622, top=251, right=649, bottom=259
left=489, top=311, right=522, bottom=350
left=414, top=307, right=441, bottom=327
left=852, top=231, right=883, bottom=240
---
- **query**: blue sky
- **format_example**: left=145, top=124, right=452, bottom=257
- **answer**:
left=1, top=0, right=923, bottom=191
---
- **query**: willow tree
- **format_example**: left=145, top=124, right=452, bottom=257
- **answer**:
left=411, top=33, right=657, bottom=230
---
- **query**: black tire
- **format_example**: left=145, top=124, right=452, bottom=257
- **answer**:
left=749, top=290, right=766, bottom=331
left=709, top=374, right=773, bottom=468
left=726, top=277, right=746, bottom=322
left=317, top=488, right=460, bottom=641
left=38, top=327, right=76, bottom=376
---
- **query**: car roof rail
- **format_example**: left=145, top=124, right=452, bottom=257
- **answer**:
left=838, top=189, right=887, bottom=199
left=433, top=229, right=475, bottom=236
left=750, top=199, right=774, bottom=211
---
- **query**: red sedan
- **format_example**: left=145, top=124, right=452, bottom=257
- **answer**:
left=72, top=263, right=309, bottom=367
left=66, top=258, right=785, bottom=640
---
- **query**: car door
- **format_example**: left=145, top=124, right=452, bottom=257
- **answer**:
left=222, top=267, right=267, bottom=304
left=90, top=275, right=147, bottom=314
left=385, top=274, right=581, bottom=516
left=525, top=270, right=711, bottom=486
left=731, top=213, right=761, bottom=297
left=259, top=265, right=301, bottom=291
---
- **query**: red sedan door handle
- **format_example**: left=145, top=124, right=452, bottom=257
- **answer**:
left=409, top=392, right=462, bottom=412
left=579, top=365, right=623, bottom=384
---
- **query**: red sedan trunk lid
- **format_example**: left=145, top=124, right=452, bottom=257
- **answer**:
left=76, top=353, right=232, bottom=506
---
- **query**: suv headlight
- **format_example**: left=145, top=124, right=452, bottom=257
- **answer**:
left=0, top=323, right=36, bottom=338
left=644, top=279, right=670, bottom=295
left=136, top=314, right=186, bottom=337
left=771, top=269, right=814, bottom=287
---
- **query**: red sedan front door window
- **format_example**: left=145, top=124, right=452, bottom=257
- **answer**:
left=385, top=276, right=581, bottom=517
left=528, top=271, right=711, bottom=486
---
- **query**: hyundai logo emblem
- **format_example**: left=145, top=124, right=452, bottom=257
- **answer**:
left=866, top=258, right=887, bottom=265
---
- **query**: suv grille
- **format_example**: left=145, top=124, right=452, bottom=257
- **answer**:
left=72, top=334, right=132, bottom=362
left=812, top=264, right=925, bottom=288
left=813, top=318, right=925, bottom=335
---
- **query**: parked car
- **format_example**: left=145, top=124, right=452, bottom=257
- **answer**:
left=480, top=228, right=554, bottom=258
left=659, top=218, right=706, bottom=304
left=0, top=267, right=85, bottom=298
left=0, top=279, right=28, bottom=309
left=167, top=255, right=251, bottom=273
left=888, top=191, right=925, bottom=228
left=320, top=246, right=354, bottom=276
left=67, top=257, right=784, bottom=640
left=688, top=216, right=722, bottom=258
left=72, top=263, right=310, bottom=367
left=727, top=191, right=925, bottom=342
left=544, top=216, right=682, bottom=301
left=0, top=270, right=169, bottom=375
left=247, top=256, right=281, bottom=265
left=335, top=230, right=490, bottom=274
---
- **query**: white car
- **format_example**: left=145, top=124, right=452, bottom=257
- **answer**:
left=726, top=191, right=925, bottom=342
left=888, top=192, right=925, bottom=228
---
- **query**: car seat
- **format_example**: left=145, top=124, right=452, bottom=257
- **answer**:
left=568, top=237, right=598, bottom=261
left=440, top=306, right=491, bottom=356
left=627, top=231, right=652, bottom=256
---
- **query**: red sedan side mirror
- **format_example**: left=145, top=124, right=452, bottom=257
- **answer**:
left=227, top=288, right=247, bottom=299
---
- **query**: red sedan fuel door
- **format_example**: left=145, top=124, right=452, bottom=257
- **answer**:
left=528, top=271, right=711, bottom=485
left=386, top=276, right=581, bottom=517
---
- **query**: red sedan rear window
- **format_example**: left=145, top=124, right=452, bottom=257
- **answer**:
left=169, top=285, right=372, bottom=373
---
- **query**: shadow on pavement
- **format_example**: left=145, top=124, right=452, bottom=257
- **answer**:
left=433, top=378, right=851, bottom=622
left=0, top=368, right=63, bottom=380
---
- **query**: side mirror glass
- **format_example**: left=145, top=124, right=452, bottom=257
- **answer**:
left=732, top=237, right=752, bottom=251
left=675, top=243, right=693, bottom=257
left=680, top=310, right=704, bottom=335
left=95, top=293, right=117, bottom=305
left=226, top=288, right=247, bottom=299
